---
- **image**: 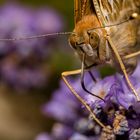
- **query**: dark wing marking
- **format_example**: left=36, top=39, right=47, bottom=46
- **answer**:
left=92, top=0, right=140, bottom=25
left=74, top=0, right=95, bottom=25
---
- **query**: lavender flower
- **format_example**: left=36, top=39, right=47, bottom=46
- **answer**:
left=35, top=133, right=52, bottom=140
left=42, top=79, right=81, bottom=123
left=85, top=65, right=140, bottom=138
left=38, top=61, right=140, bottom=140
left=39, top=71, right=102, bottom=140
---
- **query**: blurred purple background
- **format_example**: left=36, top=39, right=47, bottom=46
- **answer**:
left=0, top=1, right=77, bottom=140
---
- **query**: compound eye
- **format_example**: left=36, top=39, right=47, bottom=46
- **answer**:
left=89, top=31, right=100, bottom=49
left=69, top=34, right=78, bottom=49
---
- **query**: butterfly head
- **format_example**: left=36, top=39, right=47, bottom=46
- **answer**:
left=69, top=15, right=106, bottom=67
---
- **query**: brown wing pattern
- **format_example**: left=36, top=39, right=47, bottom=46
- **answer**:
left=74, top=0, right=95, bottom=25
left=74, top=0, right=140, bottom=25
left=93, top=0, right=140, bottom=24
left=88, top=0, right=140, bottom=73
left=95, top=0, right=140, bottom=73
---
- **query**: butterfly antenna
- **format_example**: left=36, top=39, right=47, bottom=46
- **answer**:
left=89, top=13, right=139, bottom=32
left=0, top=32, right=75, bottom=42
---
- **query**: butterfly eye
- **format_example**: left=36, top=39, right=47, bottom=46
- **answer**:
left=87, top=30, right=91, bottom=35
left=89, top=31, right=100, bottom=49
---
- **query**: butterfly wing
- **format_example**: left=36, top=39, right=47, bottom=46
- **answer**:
left=74, top=0, right=95, bottom=25
left=74, top=0, right=140, bottom=26
left=93, top=0, right=140, bottom=73
left=91, top=0, right=140, bottom=24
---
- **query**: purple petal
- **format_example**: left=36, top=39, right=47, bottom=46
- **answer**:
left=35, top=133, right=52, bottom=140
left=52, top=123, right=73, bottom=139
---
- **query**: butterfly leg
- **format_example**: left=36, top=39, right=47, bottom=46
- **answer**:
left=106, top=35, right=140, bottom=101
left=61, top=69, right=106, bottom=128
left=124, top=50, right=140, bottom=59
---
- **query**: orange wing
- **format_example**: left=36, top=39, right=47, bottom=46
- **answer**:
left=74, top=0, right=95, bottom=25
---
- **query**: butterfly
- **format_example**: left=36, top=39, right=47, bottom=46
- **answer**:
left=0, top=0, right=140, bottom=130
left=71, top=0, right=140, bottom=75
left=62, top=0, right=140, bottom=129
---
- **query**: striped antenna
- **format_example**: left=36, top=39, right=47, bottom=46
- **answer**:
left=88, top=14, right=139, bottom=32
left=0, top=32, right=75, bottom=42
left=0, top=18, right=131, bottom=42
